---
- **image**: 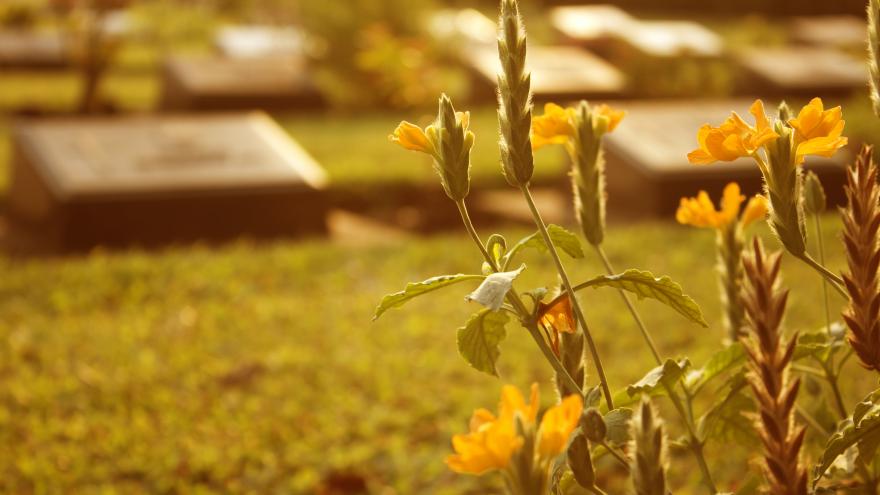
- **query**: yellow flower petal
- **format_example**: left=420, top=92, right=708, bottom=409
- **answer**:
left=795, top=136, right=849, bottom=164
left=538, top=295, right=576, bottom=335
left=389, top=121, right=434, bottom=155
left=740, top=195, right=768, bottom=228
left=719, top=182, right=745, bottom=226
left=537, top=394, right=583, bottom=458
left=688, top=100, right=779, bottom=165
left=532, top=103, right=576, bottom=150
left=676, top=183, right=745, bottom=230
left=594, top=103, right=625, bottom=133
left=789, top=97, right=845, bottom=142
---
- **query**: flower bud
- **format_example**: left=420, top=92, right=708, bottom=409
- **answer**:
left=434, top=94, right=474, bottom=201
left=580, top=408, right=607, bottom=443
left=497, top=0, right=534, bottom=186
left=803, top=170, right=827, bottom=215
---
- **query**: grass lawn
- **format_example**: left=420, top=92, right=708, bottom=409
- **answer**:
left=0, top=214, right=868, bottom=493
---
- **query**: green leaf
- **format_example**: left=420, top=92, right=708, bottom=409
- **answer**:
left=457, top=309, right=509, bottom=376
left=486, top=234, right=507, bottom=267
left=795, top=329, right=845, bottom=363
left=626, top=359, right=691, bottom=398
left=503, top=224, right=584, bottom=267
left=685, top=343, right=746, bottom=392
left=697, top=373, right=756, bottom=445
left=813, top=388, right=880, bottom=487
left=373, top=274, right=484, bottom=320
left=465, top=265, right=525, bottom=311
left=573, top=269, right=708, bottom=327
left=604, top=408, right=634, bottom=446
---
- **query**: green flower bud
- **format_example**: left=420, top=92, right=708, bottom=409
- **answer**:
left=803, top=170, right=827, bottom=215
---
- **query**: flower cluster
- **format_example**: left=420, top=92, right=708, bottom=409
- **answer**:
left=676, top=182, right=767, bottom=232
left=531, top=102, right=625, bottom=151
left=446, top=383, right=583, bottom=490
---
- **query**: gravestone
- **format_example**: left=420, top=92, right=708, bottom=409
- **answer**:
left=615, top=21, right=724, bottom=58
left=601, top=100, right=848, bottom=218
left=736, top=47, right=865, bottom=95
left=790, top=16, right=866, bottom=49
left=7, top=112, right=328, bottom=251
left=463, top=45, right=626, bottom=101
left=428, top=8, right=496, bottom=47
left=0, top=30, right=69, bottom=68
left=160, top=55, right=323, bottom=111
left=214, top=25, right=305, bottom=58
left=550, top=5, right=635, bottom=48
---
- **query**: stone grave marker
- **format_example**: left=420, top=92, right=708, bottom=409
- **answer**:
left=160, top=55, right=323, bottom=111
left=463, top=45, right=626, bottom=101
left=736, top=47, right=866, bottom=95
left=7, top=112, right=328, bottom=251
left=0, top=30, right=69, bottom=68
left=601, top=100, right=848, bottom=218
left=428, top=8, right=496, bottom=47
left=615, top=20, right=724, bottom=58
left=790, top=15, right=866, bottom=49
left=214, top=25, right=305, bottom=58
left=550, top=4, right=636, bottom=48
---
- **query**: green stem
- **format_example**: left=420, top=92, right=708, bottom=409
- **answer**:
left=455, top=200, right=583, bottom=396
left=599, top=440, right=631, bottom=472
left=796, top=403, right=830, bottom=437
left=594, top=244, right=717, bottom=492
left=814, top=214, right=834, bottom=335
left=594, top=245, right=662, bottom=365
left=798, top=253, right=847, bottom=298
left=518, top=185, right=614, bottom=409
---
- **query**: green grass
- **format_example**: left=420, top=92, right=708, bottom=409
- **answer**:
left=0, top=215, right=866, bottom=493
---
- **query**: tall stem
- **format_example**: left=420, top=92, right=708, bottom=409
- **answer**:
left=518, top=185, right=614, bottom=409
left=799, top=253, right=847, bottom=297
left=594, top=245, right=662, bottom=365
left=594, top=246, right=717, bottom=493
left=455, top=200, right=583, bottom=396
left=814, top=214, right=833, bottom=333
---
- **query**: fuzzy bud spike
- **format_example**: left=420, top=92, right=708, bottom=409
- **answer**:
left=496, top=0, right=534, bottom=186
left=740, top=238, right=808, bottom=495
left=630, top=399, right=668, bottom=495
left=572, top=101, right=607, bottom=246
left=869, top=0, right=880, bottom=117
left=841, top=145, right=880, bottom=371
left=434, top=94, right=473, bottom=201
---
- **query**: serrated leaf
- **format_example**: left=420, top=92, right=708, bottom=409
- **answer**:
left=685, top=343, right=746, bottom=392
left=457, top=309, right=509, bottom=376
left=573, top=269, right=708, bottom=327
left=503, top=224, right=584, bottom=267
left=795, top=330, right=844, bottom=363
left=813, top=388, right=880, bottom=487
left=626, top=358, right=691, bottom=397
left=465, top=265, right=525, bottom=311
left=374, top=273, right=484, bottom=320
left=604, top=408, right=633, bottom=446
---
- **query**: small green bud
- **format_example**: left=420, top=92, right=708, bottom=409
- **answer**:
left=803, top=170, right=827, bottom=215
left=581, top=408, right=607, bottom=443
left=777, top=100, right=792, bottom=122
left=434, top=94, right=473, bottom=201
left=567, top=433, right=597, bottom=489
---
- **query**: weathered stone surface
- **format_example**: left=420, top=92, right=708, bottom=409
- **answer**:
left=463, top=45, right=626, bottom=100
left=736, top=47, right=866, bottom=94
left=214, top=25, right=305, bottom=58
left=0, top=30, right=68, bottom=68
left=8, top=112, right=328, bottom=251
left=790, top=15, right=866, bottom=49
left=160, top=55, right=323, bottom=111
left=601, top=100, right=848, bottom=217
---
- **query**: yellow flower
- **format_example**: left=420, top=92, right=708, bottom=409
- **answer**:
left=389, top=112, right=471, bottom=157
left=594, top=103, right=625, bottom=133
left=537, top=394, right=584, bottom=458
left=446, top=384, right=538, bottom=475
left=538, top=295, right=576, bottom=335
left=532, top=103, right=576, bottom=150
left=676, top=182, right=746, bottom=229
left=688, top=100, right=779, bottom=164
left=789, top=97, right=848, bottom=164
left=740, top=194, right=768, bottom=228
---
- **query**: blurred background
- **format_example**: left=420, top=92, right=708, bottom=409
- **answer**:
left=0, top=0, right=876, bottom=493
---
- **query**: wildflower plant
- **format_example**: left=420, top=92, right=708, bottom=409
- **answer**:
left=377, top=0, right=880, bottom=492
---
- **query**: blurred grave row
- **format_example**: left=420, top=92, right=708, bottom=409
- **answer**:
left=0, top=3, right=862, bottom=251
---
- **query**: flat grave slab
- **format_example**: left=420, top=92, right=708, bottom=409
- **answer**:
left=550, top=5, right=636, bottom=46
left=736, top=47, right=866, bottom=95
left=160, top=55, right=323, bottom=111
left=615, top=20, right=724, bottom=58
left=428, top=8, right=496, bottom=47
left=0, top=30, right=69, bottom=68
left=790, top=15, right=866, bottom=49
left=601, top=100, right=849, bottom=217
left=7, top=112, right=329, bottom=251
left=214, top=25, right=305, bottom=58
left=463, top=45, right=626, bottom=101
